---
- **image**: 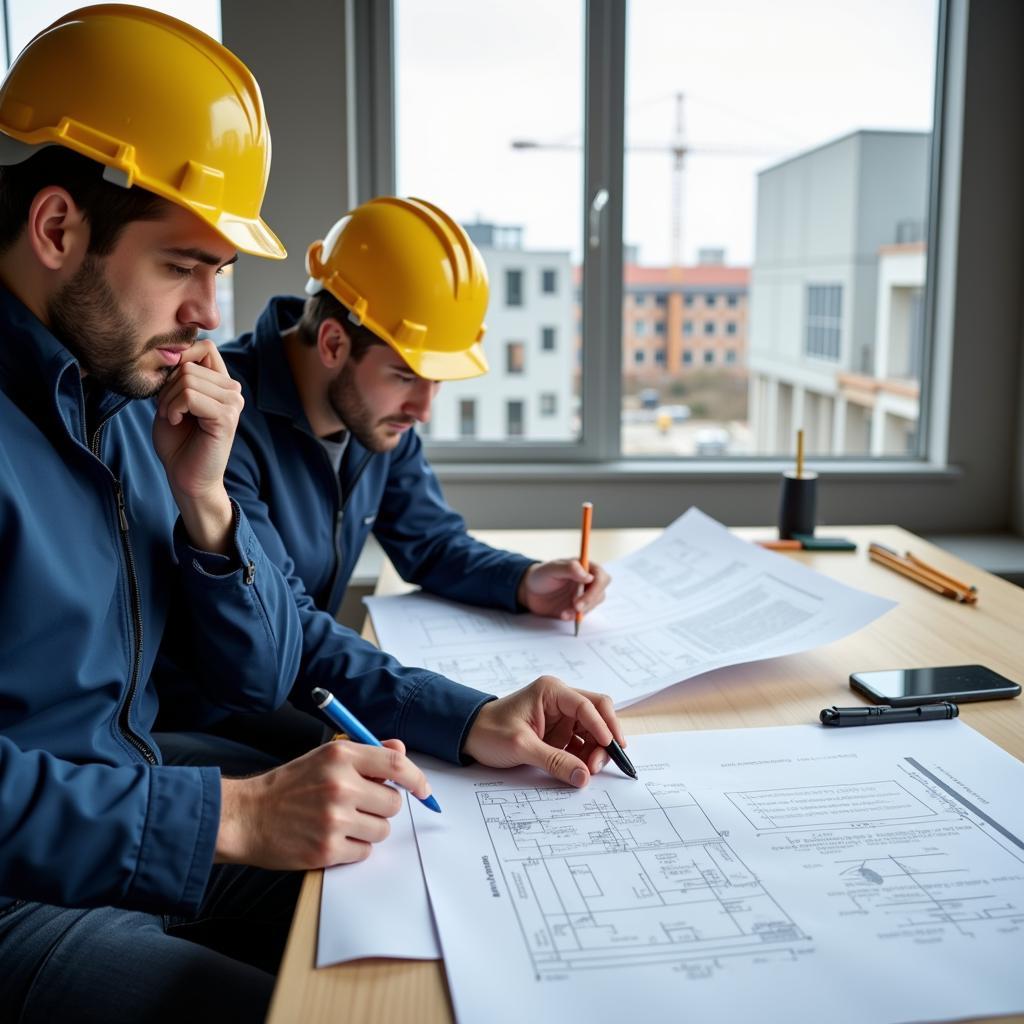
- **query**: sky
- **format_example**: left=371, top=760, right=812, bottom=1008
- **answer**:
left=396, top=0, right=939, bottom=267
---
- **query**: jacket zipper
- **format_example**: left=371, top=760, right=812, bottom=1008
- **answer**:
left=90, top=422, right=157, bottom=766
left=327, top=446, right=373, bottom=612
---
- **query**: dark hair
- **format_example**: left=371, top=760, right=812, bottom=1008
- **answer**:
left=0, top=146, right=166, bottom=256
left=297, top=289, right=387, bottom=362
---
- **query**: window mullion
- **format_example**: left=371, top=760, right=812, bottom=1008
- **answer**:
left=580, top=0, right=626, bottom=461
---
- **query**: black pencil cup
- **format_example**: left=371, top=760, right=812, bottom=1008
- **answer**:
left=778, top=471, right=818, bottom=539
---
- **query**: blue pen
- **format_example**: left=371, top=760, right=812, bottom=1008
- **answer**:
left=312, top=687, right=442, bottom=813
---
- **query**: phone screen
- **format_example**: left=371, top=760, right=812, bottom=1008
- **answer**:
left=850, top=664, right=1021, bottom=706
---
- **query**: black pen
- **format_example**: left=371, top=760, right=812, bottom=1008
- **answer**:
left=819, top=702, right=959, bottom=727
left=605, top=738, right=638, bottom=779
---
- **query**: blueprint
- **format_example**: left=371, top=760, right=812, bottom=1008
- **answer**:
left=409, top=721, right=1024, bottom=1024
left=365, top=508, right=894, bottom=707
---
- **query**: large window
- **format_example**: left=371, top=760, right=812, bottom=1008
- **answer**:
left=391, top=1, right=940, bottom=462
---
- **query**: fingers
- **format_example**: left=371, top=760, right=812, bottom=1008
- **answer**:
left=340, top=740, right=433, bottom=803
left=515, top=728, right=593, bottom=788
left=157, top=360, right=244, bottom=428
left=178, top=337, right=230, bottom=375
left=548, top=682, right=616, bottom=749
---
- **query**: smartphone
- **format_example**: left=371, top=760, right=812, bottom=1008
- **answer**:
left=850, top=664, right=1021, bottom=706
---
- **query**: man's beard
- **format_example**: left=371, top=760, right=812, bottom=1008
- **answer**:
left=327, top=361, right=415, bottom=453
left=47, top=255, right=197, bottom=399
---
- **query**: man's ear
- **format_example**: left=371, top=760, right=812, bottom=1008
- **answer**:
left=317, top=316, right=352, bottom=370
left=26, top=187, right=90, bottom=271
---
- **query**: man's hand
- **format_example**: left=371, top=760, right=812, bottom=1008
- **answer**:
left=215, top=738, right=434, bottom=869
left=153, top=340, right=243, bottom=553
left=517, top=559, right=611, bottom=621
left=461, top=676, right=625, bottom=788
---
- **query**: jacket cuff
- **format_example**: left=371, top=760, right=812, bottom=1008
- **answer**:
left=491, top=554, right=538, bottom=612
left=174, top=500, right=254, bottom=577
left=396, top=672, right=495, bottom=764
left=130, top=765, right=221, bottom=914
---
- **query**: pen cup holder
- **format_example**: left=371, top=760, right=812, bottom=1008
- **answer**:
left=778, top=471, right=818, bottom=540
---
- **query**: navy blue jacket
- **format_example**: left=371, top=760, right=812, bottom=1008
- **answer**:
left=214, top=297, right=535, bottom=761
left=0, top=288, right=302, bottom=915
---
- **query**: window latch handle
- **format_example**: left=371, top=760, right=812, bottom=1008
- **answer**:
left=588, top=188, right=609, bottom=249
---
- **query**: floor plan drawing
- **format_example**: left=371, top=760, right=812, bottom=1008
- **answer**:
left=411, top=723, right=1024, bottom=1024
left=477, top=782, right=811, bottom=978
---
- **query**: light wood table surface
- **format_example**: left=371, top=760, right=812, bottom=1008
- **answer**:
left=268, top=525, right=1024, bottom=1024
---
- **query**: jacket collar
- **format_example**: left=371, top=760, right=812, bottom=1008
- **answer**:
left=0, top=284, right=128, bottom=445
left=252, top=296, right=313, bottom=430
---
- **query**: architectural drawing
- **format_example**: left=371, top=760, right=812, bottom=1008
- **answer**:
left=477, top=783, right=810, bottom=977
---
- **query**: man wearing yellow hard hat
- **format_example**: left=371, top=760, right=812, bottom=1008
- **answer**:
left=0, top=7, right=451, bottom=1020
left=155, top=196, right=620, bottom=782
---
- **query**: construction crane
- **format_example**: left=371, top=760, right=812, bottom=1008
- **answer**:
left=513, top=92, right=774, bottom=266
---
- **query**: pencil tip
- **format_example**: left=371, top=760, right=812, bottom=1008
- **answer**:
left=574, top=621, right=580, bottom=637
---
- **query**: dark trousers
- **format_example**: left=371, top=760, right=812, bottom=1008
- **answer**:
left=0, top=731, right=310, bottom=1024
left=0, top=863, right=301, bottom=1024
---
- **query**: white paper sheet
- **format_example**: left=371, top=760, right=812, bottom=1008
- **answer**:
left=316, top=794, right=440, bottom=966
left=366, top=508, right=895, bottom=708
left=410, top=721, right=1024, bottom=1024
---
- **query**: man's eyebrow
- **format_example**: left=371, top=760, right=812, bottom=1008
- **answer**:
left=163, top=247, right=239, bottom=269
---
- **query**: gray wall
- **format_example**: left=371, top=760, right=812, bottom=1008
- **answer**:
left=221, top=0, right=353, bottom=325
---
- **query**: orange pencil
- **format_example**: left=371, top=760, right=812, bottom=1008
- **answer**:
left=906, top=551, right=978, bottom=597
left=575, top=501, right=593, bottom=637
left=868, top=546, right=965, bottom=601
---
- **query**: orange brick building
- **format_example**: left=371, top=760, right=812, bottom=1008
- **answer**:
left=621, top=263, right=750, bottom=380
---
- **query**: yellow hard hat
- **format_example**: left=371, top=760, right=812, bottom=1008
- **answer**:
left=0, top=5, right=284, bottom=260
left=305, top=197, right=489, bottom=381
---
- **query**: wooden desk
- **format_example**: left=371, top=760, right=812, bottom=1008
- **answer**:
left=268, top=526, right=1024, bottom=1024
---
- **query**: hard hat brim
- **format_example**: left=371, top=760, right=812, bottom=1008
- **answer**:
left=394, top=340, right=490, bottom=382
left=212, top=210, right=286, bottom=260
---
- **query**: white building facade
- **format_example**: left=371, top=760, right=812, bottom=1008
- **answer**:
left=748, top=131, right=929, bottom=456
left=423, top=222, right=575, bottom=442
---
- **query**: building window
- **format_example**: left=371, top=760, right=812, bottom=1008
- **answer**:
left=654, top=321, right=666, bottom=335
left=505, top=341, right=525, bottom=375
left=635, top=320, right=647, bottom=336
left=704, top=322, right=715, bottom=336
left=506, top=400, right=525, bottom=437
left=458, top=399, right=476, bottom=438
left=654, top=350, right=666, bottom=365
left=683, top=320, right=694, bottom=335
left=634, top=350, right=645, bottom=364
left=684, top=294, right=694, bottom=307
left=635, top=293, right=646, bottom=306
left=682, top=350, right=694, bottom=365
left=505, top=269, right=523, bottom=307
left=704, top=350, right=715, bottom=365
left=540, top=326, right=557, bottom=352
left=705, top=293, right=717, bottom=307
left=725, top=349, right=737, bottom=364
left=541, top=268, right=557, bottom=294
left=726, top=294, right=738, bottom=307
left=726, top=322, right=737, bottom=335
left=806, top=284, right=843, bottom=360
left=540, top=393, right=557, bottom=416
